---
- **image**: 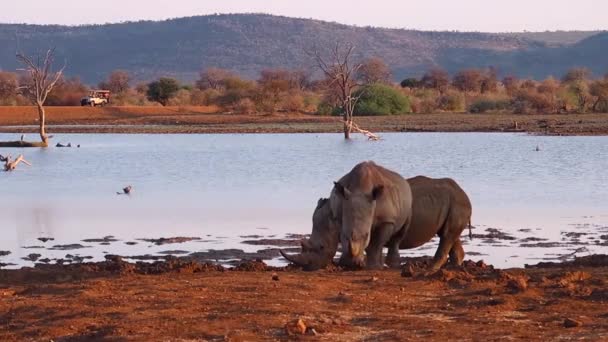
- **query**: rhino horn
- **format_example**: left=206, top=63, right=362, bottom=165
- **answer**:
left=280, top=249, right=325, bottom=270
left=300, top=239, right=313, bottom=252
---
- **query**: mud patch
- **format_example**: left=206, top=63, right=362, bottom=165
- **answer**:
left=472, top=228, right=516, bottom=242
left=82, top=236, right=119, bottom=243
left=48, top=244, right=91, bottom=251
left=22, top=254, right=41, bottom=262
left=138, top=237, right=201, bottom=245
left=241, top=239, right=301, bottom=247
left=0, top=251, right=10, bottom=257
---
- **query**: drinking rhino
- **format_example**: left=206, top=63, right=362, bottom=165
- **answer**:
left=282, top=161, right=413, bottom=269
left=281, top=175, right=472, bottom=272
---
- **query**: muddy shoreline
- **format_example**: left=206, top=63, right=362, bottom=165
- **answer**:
left=0, top=106, right=607, bottom=135
left=0, top=255, right=607, bottom=340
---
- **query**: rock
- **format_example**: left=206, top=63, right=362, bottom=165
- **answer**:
left=401, top=265, right=416, bottom=278
left=0, top=251, right=10, bottom=256
left=38, top=237, right=54, bottom=243
left=563, top=318, right=582, bottom=328
left=272, top=273, right=279, bottom=281
left=506, top=276, right=528, bottom=293
left=22, top=253, right=41, bottom=262
left=285, top=318, right=307, bottom=335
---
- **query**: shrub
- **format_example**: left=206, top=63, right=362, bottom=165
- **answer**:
left=235, top=98, right=256, bottom=114
left=437, top=92, right=465, bottom=112
left=147, top=77, right=180, bottom=106
left=316, top=100, right=336, bottom=115
left=282, top=93, right=305, bottom=112
left=400, top=78, right=420, bottom=88
left=469, top=98, right=511, bottom=113
left=353, top=83, right=411, bottom=115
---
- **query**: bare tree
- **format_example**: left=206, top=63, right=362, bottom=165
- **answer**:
left=357, top=57, right=392, bottom=85
left=310, top=43, right=364, bottom=139
left=16, top=49, right=65, bottom=147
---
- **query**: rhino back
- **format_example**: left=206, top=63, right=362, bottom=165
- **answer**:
left=400, top=176, right=472, bottom=248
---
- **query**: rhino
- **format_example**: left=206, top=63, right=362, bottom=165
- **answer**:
left=281, top=175, right=472, bottom=272
left=326, top=161, right=413, bottom=269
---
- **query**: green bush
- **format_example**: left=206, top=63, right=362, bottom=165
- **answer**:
left=353, top=83, right=411, bottom=115
left=147, top=77, right=180, bottom=106
left=438, top=92, right=465, bottom=112
left=469, top=98, right=511, bottom=113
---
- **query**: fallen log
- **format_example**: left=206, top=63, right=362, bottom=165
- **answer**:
left=2, top=154, right=32, bottom=171
left=0, top=141, right=48, bottom=148
left=340, top=119, right=381, bottom=141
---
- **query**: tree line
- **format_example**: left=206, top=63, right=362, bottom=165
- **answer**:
left=1, top=58, right=607, bottom=115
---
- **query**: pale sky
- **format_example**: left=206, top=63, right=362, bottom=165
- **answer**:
left=0, top=0, right=604, bottom=32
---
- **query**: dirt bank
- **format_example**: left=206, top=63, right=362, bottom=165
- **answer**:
left=0, top=255, right=607, bottom=341
left=0, top=106, right=607, bottom=135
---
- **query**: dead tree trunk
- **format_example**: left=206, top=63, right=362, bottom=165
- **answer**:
left=310, top=43, right=365, bottom=140
left=36, top=101, right=48, bottom=145
left=10, top=48, right=64, bottom=148
left=1, top=154, right=32, bottom=171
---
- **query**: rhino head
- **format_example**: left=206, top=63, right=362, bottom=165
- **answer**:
left=333, top=181, right=384, bottom=268
left=280, top=198, right=340, bottom=271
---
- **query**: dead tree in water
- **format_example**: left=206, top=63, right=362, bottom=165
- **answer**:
left=1, top=49, right=64, bottom=148
left=310, top=43, right=366, bottom=139
left=1, top=154, right=32, bottom=171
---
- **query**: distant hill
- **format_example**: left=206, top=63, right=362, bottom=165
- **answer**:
left=0, top=14, right=605, bottom=84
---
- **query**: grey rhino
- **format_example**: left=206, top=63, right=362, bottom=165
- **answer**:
left=331, top=161, right=413, bottom=269
left=281, top=175, right=472, bottom=272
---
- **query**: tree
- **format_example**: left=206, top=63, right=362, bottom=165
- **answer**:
left=0, top=72, right=18, bottom=105
left=562, top=68, right=590, bottom=84
left=357, top=57, right=392, bottom=85
left=502, top=75, right=520, bottom=95
left=146, top=78, right=180, bottom=106
left=452, top=69, right=483, bottom=93
left=196, top=67, right=233, bottom=90
left=256, top=69, right=292, bottom=112
left=14, top=49, right=65, bottom=147
left=310, top=42, right=364, bottom=139
left=400, top=78, right=420, bottom=88
left=480, top=67, right=498, bottom=94
left=99, top=70, right=131, bottom=94
left=46, top=77, right=88, bottom=106
left=421, top=68, right=449, bottom=93
left=353, top=83, right=411, bottom=115
left=590, top=79, right=608, bottom=112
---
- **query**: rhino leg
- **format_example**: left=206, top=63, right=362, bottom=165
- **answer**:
left=428, top=236, right=455, bottom=272
left=386, top=245, right=401, bottom=269
left=448, top=239, right=464, bottom=266
left=366, top=223, right=397, bottom=269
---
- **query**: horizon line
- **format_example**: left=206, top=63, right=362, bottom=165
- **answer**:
left=0, top=12, right=605, bottom=34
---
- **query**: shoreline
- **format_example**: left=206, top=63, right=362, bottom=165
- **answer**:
left=0, top=255, right=607, bottom=340
left=0, top=107, right=607, bottom=135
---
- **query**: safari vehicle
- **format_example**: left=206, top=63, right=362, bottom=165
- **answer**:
left=80, top=90, right=110, bottom=106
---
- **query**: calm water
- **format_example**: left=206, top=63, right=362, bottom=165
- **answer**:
left=0, top=132, right=607, bottom=268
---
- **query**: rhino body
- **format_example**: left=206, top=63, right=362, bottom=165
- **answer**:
left=281, top=175, right=472, bottom=271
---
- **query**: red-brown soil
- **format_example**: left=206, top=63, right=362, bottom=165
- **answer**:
left=1, top=255, right=607, bottom=341
left=0, top=106, right=607, bottom=135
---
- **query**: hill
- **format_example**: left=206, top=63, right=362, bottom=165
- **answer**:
left=0, top=14, right=605, bottom=83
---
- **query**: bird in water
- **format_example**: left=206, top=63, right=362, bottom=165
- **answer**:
left=535, top=145, right=541, bottom=151
left=20, top=134, right=24, bottom=142
left=117, top=185, right=133, bottom=195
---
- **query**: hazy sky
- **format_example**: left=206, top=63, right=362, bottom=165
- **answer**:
left=0, top=0, right=604, bottom=32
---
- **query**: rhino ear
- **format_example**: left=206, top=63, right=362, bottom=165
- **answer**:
left=334, top=182, right=350, bottom=199
left=316, top=198, right=329, bottom=210
left=371, top=185, right=384, bottom=200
